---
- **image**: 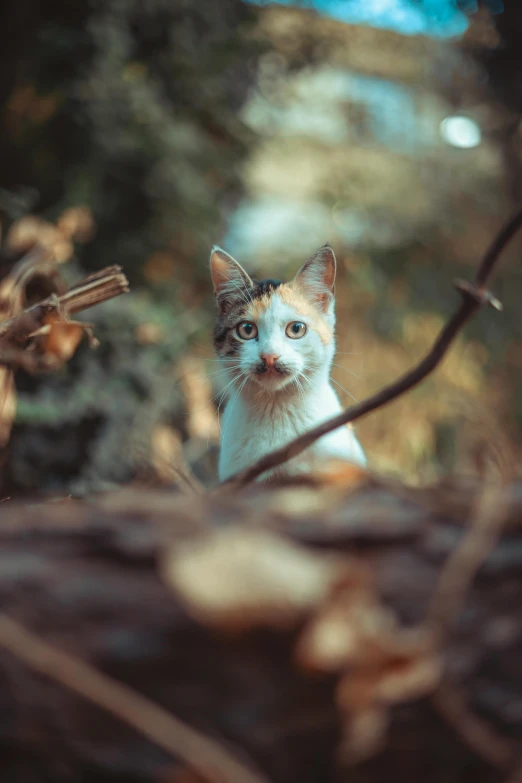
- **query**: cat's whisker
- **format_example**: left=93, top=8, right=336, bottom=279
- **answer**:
left=221, top=375, right=249, bottom=443
left=295, top=377, right=305, bottom=403
left=182, top=366, right=243, bottom=386
left=330, top=376, right=359, bottom=404
left=207, top=371, right=244, bottom=447
left=299, top=372, right=317, bottom=395
left=182, top=371, right=243, bottom=422
left=331, top=362, right=361, bottom=380
left=205, top=365, right=242, bottom=378
left=335, top=351, right=362, bottom=356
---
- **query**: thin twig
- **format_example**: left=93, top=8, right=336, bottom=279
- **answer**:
left=427, top=483, right=510, bottom=642
left=220, top=210, right=522, bottom=489
left=0, top=612, right=270, bottom=783
left=428, top=478, right=513, bottom=771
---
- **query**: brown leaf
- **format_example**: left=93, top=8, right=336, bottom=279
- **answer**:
left=295, top=587, right=389, bottom=673
left=6, top=216, right=73, bottom=263
left=135, top=322, right=164, bottom=345
left=338, top=706, right=389, bottom=764
left=0, top=368, right=16, bottom=448
left=364, top=632, right=441, bottom=705
left=178, top=357, right=220, bottom=441
left=150, top=425, right=194, bottom=486
left=40, top=312, right=86, bottom=362
left=311, top=459, right=368, bottom=488
left=332, top=634, right=440, bottom=762
left=294, top=558, right=440, bottom=766
left=57, top=207, right=95, bottom=243
left=162, top=527, right=350, bottom=632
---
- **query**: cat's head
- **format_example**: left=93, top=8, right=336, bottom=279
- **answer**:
left=210, top=245, right=336, bottom=393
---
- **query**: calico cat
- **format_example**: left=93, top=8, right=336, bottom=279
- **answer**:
left=210, top=244, right=366, bottom=481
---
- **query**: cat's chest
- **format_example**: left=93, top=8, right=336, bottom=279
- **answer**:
left=218, top=386, right=363, bottom=480
left=227, top=398, right=316, bottom=448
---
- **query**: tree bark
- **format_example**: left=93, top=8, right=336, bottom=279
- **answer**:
left=0, top=477, right=520, bottom=783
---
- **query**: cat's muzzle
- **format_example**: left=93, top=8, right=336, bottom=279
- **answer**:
left=254, top=359, right=290, bottom=376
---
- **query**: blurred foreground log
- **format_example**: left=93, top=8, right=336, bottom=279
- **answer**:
left=0, top=475, right=520, bottom=783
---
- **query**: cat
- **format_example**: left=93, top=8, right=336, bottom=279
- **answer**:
left=210, top=243, right=366, bottom=481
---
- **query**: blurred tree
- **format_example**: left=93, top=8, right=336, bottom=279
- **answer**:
left=0, top=0, right=261, bottom=286
left=0, top=0, right=264, bottom=494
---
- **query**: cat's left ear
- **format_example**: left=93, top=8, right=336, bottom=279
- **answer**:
left=209, top=246, right=253, bottom=312
left=293, top=244, right=336, bottom=312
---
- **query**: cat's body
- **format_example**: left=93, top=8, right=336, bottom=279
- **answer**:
left=210, top=244, right=366, bottom=481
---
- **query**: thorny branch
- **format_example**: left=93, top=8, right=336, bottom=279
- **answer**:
left=221, top=210, right=522, bottom=489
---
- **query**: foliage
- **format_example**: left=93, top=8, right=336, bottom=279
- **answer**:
left=0, top=0, right=261, bottom=285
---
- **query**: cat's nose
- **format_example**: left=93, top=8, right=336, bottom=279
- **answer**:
left=260, top=353, right=280, bottom=368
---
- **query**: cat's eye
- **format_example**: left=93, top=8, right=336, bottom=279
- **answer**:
left=236, top=321, right=258, bottom=340
left=286, top=321, right=307, bottom=339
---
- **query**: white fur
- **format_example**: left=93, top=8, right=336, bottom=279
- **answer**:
left=218, top=291, right=366, bottom=481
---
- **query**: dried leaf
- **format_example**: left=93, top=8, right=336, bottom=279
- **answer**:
left=264, top=487, right=337, bottom=519
left=364, top=632, right=441, bottom=705
left=178, top=357, right=220, bottom=441
left=162, top=527, right=349, bottom=631
left=338, top=706, right=389, bottom=764
left=333, top=634, right=440, bottom=762
left=6, top=216, right=73, bottom=263
left=57, top=207, right=95, bottom=243
left=135, top=322, right=164, bottom=345
left=296, top=588, right=388, bottom=673
left=311, top=459, right=368, bottom=488
left=151, top=425, right=191, bottom=485
left=0, top=369, right=16, bottom=448
left=40, top=312, right=86, bottom=362
left=295, top=559, right=440, bottom=765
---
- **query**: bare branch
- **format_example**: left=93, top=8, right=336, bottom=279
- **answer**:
left=427, top=483, right=510, bottom=643
left=427, top=480, right=514, bottom=771
left=220, top=210, right=522, bottom=489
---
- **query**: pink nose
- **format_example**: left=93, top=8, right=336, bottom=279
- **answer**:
left=261, top=353, right=280, bottom=368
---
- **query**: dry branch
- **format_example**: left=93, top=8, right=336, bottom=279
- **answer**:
left=0, top=265, right=129, bottom=352
left=221, top=210, right=522, bottom=488
left=0, top=233, right=129, bottom=448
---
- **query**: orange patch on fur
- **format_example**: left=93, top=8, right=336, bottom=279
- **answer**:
left=246, top=295, right=273, bottom=322
left=277, top=284, right=333, bottom=344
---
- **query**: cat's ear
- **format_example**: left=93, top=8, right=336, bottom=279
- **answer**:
left=209, top=246, right=253, bottom=312
left=293, top=244, right=336, bottom=312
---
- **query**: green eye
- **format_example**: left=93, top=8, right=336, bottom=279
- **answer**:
left=286, top=321, right=307, bottom=339
left=236, top=321, right=258, bottom=340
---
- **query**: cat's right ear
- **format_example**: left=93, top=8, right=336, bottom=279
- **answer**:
left=209, top=246, right=253, bottom=312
